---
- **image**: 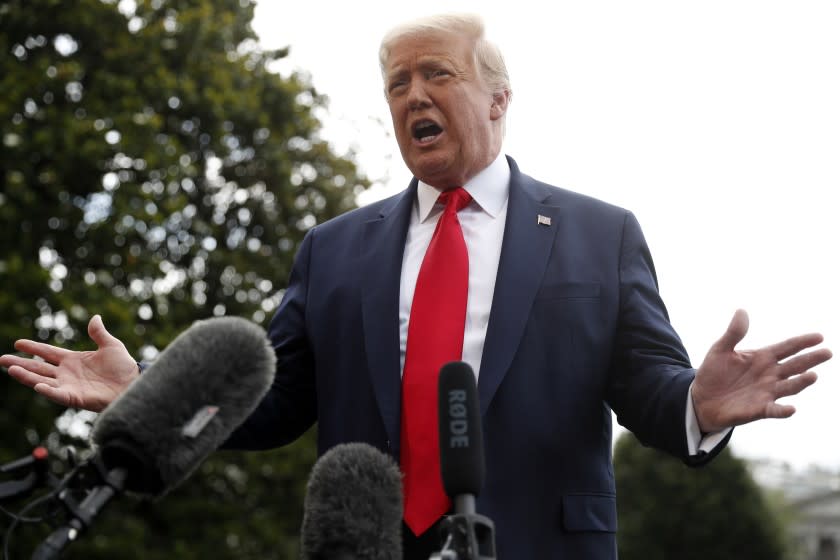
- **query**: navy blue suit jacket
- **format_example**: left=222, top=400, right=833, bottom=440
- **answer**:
left=227, top=156, right=725, bottom=558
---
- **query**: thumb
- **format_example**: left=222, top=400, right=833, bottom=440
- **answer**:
left=714, top=309, right=749, bottom=352
left=88, top=314, right=121, bottom=349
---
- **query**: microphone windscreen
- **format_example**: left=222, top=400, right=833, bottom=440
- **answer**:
left=300, top=442, right=403, bottom=560
left=438, top=361, right=485, bottom=498
left=90, top=316, right=275, bottom=496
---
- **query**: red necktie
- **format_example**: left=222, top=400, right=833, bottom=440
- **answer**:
left=401, top=187, right=472, bottom=536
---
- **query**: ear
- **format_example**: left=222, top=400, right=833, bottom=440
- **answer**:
left=490, top=89, right=510, bottom=121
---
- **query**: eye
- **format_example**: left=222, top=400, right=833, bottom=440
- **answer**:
left=388, top=80, right=408, bottom=95
left=428, top=69, right=450, bottom=79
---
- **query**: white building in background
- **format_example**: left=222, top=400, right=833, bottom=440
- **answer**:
left=748, top=459, right=840, bottom=560
left=790, top=491, right=840, bottom=560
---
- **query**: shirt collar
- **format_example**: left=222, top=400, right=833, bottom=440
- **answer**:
left=416, top=152, right=510, bottom=223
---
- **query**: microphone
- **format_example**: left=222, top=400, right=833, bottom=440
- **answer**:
left=300, top=442, right=403, bottom=560
left=91, top=315, right=275, bottom=495
left=31, top=316, right=276, bottom=559
left=434, top=362, right=495, bottom=560
left=438, top=362, right=484, bottom=510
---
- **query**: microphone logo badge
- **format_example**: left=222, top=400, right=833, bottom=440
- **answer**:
left=180, top=405, right=220, bottom=438
left=447, top=389, right=470, bottom=448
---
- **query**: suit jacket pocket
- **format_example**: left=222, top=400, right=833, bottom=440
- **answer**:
left=561, top=493, right=617, bottom=533
left=536, top=282, right=601, bottom=301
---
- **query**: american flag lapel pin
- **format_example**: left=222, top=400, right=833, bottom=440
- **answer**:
left=537, top=214, right=552, bottom=226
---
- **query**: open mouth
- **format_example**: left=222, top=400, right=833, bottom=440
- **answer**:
left=412, top=120, right=443, bottom=144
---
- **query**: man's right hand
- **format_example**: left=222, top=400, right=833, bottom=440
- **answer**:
left=0, top=315, right=139, bottom=412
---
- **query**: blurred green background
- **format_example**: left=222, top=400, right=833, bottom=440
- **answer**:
left=1, top=0, right=367, bottom=557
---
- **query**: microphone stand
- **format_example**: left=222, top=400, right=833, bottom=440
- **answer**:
left=429, top=495, right=496, bottom=560
left=0, top=447, right=52, bottom=503
left=2, top=442, right=128, bottom=559
left=30, top=457, right=127, bottom=560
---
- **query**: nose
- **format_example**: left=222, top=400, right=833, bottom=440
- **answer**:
left=406, top=78, right=431, bottom=111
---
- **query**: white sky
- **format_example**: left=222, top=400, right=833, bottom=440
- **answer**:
left=252, top=1, right=839, bottom=470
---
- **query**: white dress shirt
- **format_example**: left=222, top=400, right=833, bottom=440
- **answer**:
left=397, top=152, right=727, bottom=454
left=399, top=152, right=510, bottom=380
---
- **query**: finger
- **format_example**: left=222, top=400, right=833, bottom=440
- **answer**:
left=33, top=383, right=74, bottom=408
left=764, top=402, right=796, bottom=419
left=12, top=339, right=71, bottom=364
left=7, top=365, right=60, bottom=390
left=88, top=315, right=121, bottom=349
left=769, top=333, right=826, bottom=361
left=714, top=309, right=749, bottom=352
left=774, top=371, right=818, bottom=398
left=0, top=355, right=58, bottom=379
left=772, top=334, right=828, bottom=361
left=778, top=348, right=833, bottom=378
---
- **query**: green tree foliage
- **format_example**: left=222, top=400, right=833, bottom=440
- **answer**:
left=0, top=0, right=368, bottom=557
left=614, top=431, right=792, bottom=560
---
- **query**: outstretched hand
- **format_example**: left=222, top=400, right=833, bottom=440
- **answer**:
left=691, top=309, right=833, bottom=433
left=0, top=315, right=139, bottom=412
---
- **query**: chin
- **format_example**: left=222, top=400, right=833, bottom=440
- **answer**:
left=409, top=156, right=458, bottom=186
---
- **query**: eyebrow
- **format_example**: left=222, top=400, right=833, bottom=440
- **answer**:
left=386, top=56, right=459, bottom=80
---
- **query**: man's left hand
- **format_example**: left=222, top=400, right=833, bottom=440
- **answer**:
left=692, top=309, right=832, bottom=433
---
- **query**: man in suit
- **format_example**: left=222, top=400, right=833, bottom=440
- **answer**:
left=1, top=13, right=832, bottom=559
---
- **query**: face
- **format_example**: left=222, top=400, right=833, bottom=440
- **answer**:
left=384, top=30, right=508, bottom=189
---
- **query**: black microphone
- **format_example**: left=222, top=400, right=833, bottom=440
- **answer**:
left=438, top=362, right=484, bottom=510
left=434, top=362, right=495, bottom=560
left=300, top=442, right=403, bottom=560
left=31, top=316, right=276, bottom=559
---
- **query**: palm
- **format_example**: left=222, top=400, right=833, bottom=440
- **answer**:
left=1, top=315, right=138, bottom=412
left=47, top=345, right=136, bottom=410
left=691, top=310, right=831, bottom=433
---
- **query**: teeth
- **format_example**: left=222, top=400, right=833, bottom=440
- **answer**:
left=413, top=121, right=440, bottom=142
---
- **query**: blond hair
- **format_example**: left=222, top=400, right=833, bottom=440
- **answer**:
left=378, top=13, right=512, bottom=99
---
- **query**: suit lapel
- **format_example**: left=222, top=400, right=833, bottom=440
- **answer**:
left=360, top=182, right=416, bottom=450
left=478, top=158, right=560, bottom=415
